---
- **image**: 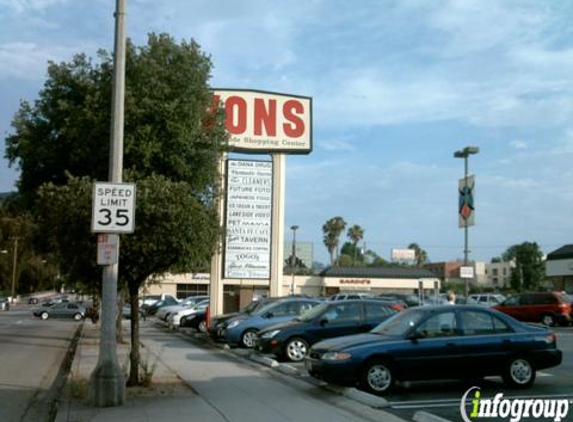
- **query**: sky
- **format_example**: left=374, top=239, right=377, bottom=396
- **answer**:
left=1, top=0, right=573, bottom=266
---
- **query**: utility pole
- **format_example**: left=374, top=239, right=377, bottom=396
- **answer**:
left=454, top=146, right=479, bottom=298
left=89, top=0, right=127, bottom=407
left=290, top=225, right=299, bottom=295
left=10, top=237, right=18, bottom=303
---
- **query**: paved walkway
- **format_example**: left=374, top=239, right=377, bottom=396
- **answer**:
left=55, top=320, right=408, bottom=422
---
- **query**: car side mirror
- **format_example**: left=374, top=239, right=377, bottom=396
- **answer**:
left=263, top=311, right=274, bottom=318
left=319, top=318, right=329, bottom=326
left=408, top=329, right=427, bottom=341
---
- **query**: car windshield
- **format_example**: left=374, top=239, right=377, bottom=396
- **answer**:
left=370, top=309, right=426, bottom=336
left=298, top=302, right=329, bottom=322
left=242, top=300, right=264, bottom=314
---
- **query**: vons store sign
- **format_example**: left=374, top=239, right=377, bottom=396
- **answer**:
left=213, top=89, right=312, bottom=154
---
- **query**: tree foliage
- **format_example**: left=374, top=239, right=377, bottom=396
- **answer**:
left=407, top=242, right=429, bottom=267
left=502, top=242, right=545, bottom=291
left=322, top=216, right=346, bottom=266
left=5, top=33, right=228, bottom=386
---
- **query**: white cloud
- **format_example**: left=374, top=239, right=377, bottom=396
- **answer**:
left=0, top=0, right=72, bottom=13
left=509, top=140, right=528, bottom=150
left=320, top=139, right=355, bottom=152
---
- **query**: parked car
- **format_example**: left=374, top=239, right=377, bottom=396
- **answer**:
left=142, top=296, right=180, bottom=316
left=224, top=298, right=322, bottom=348
left=255, top=299, right=397, bottom=361
left=468, top=293, right=506, bottom=307
left=33, top=302, right=86, bottom=321
left=209, top=297, right=286, bottom=339
left=494, top=292, right=572, bottom=326
left=180, top=307, right=209, bottom=332
left=306, top=305, right=562, bottom=395
left=168, top=299, right=210, bottom=327
left=28, top=297, right=39, bottom=304
left=328, top=293, right=373, bottom=301
left=155, top=295, right=209, bottom=321
left=0, top=297, right=10, bottom=311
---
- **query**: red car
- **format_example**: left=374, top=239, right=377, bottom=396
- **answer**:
left=494, top=292, right=572, bottom=327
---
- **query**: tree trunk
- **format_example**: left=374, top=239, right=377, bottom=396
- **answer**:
left=127, top=284, right=140, bottom=386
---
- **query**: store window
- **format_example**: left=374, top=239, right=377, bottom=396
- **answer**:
left=176, top=283, right=208, bottom=299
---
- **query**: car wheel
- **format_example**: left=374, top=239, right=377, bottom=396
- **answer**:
left=241, top=329, right=258, bottom=348
left=285, top=337, right=309, bottom=362
left=41, top=312, right=49, bottom=320
left=198, top=320, right=207, bottom=333
left=360, top=359, right=395, bottom=395
left=503, top=356, right=536, bottom=389
left=541, top=314, right=556, bottom=327
left=73, top=313, right=82, bottom=321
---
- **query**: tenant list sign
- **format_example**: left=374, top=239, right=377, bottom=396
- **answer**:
left=224, top=160, right=273, bottom=279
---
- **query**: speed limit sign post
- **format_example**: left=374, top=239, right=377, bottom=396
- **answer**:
left=92, top=182, right=136, bottom=233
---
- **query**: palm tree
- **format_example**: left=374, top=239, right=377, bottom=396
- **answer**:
left=408, top=243, right=428, bottom=267
left=347, top=224, right=364, bottom=265
left=322, top=216, right=347, bottom=266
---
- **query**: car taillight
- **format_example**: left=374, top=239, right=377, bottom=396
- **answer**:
left=546, top=333, right=556, bottom=344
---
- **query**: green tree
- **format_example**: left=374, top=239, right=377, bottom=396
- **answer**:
left=364, top=249, right=389, bottom=267
left=5, top=34, right=228, bottom=386
left=347, top=224, right=364, bottom=265
left=407, top=243, right=428, bottom=267
left=322, top=216, right=346, bottom=266
left=340, top=242, right=365, bottom=266
left=502, top=242, right=544, bottom=291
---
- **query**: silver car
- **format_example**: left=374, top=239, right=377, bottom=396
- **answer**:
left=33, top=302, right=86, bottom=321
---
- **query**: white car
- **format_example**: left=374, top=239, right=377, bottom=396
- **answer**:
left=155, top=295, right=209, bottom=321
left=168, top=300, right=209, bottom=327
left=468, top=294, right=506, bottom=307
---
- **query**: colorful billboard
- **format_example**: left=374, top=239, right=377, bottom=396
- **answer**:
left=458, top=175, right=475, bottom=228
left=213, top=89, right=312, bottom=154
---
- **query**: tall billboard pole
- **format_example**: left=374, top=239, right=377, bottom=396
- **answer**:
left=90, top=0, right=127, bottom=406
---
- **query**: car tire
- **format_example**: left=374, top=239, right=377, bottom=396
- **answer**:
left=360, top=359, right=396, bottom=395
left=198, top=320, right=207, bottom=333
left=41, top=312, right=49, bottom=320
left=502, top=356, right=536, bottom=389
left=284, top=337, right=309, bottom=362
left=240, top=328, right=258, bottom=348
left=541, top=314, right=556, bottom=327
left=73, top=313, right=82, bottom=321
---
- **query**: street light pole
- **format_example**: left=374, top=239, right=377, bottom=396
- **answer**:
left=89, top=0, right=126, bottom=407
left=290, top=225, right=299, bottom=295
left=454, top=146, right=479, bottom=298
left=10, top=237, right=18, bottom=303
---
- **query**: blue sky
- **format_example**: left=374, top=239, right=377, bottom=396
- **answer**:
left=1, top=0, right=573, bottom=265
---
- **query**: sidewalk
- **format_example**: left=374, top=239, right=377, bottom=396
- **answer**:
left=55, top=321, right=408, bottom=422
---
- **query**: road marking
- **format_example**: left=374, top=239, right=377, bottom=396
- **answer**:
left=537, top=371, right=553, bottom=377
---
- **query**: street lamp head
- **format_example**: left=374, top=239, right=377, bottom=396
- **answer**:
left=454, top=146, right=480, bottom=158
left=290, top=225, right=299, bottom=231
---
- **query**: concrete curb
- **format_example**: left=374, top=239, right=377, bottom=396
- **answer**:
left=248, top=353, right=279, bottom=368
left=413, top=410, right=456, bottom=422
left=276, top=363, right=299, bottom=376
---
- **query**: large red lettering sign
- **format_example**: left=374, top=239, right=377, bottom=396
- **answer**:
left=213, top=89, right=312, bottom=154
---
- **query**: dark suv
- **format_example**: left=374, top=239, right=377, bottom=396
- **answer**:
left=494, top=292, right=572, bottom=326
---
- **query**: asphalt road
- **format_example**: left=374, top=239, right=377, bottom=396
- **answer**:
left=0, top=304, right=81, bottom=422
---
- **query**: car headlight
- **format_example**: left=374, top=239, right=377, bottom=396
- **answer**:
left=260, top=330, right=280, bottom=339
left=322, top=352, right=352, bottom=361
left=227, top=320, right=242, bottom=329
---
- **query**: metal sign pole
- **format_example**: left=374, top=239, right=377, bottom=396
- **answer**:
left=89, top=0, right=126, bottom=407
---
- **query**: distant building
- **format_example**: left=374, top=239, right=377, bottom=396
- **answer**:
left=545, top=245, right=573, bottom=293
left=423, top=261, right=487, bottom=286
left=484, top=261, right=515, bottom=288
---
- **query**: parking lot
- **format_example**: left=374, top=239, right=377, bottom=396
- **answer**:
left=168, top=322, right=573, bottom=422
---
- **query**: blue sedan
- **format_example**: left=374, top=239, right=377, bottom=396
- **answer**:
left=224, top=298, right=322, bottom=348
left=306, top=305, right=562, bottom=395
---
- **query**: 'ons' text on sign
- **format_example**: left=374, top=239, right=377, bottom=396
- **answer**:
left=213, top=89, right=312, bottom=154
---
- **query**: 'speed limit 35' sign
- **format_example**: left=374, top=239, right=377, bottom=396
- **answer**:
left=92, top=182, right=136, bottom=233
